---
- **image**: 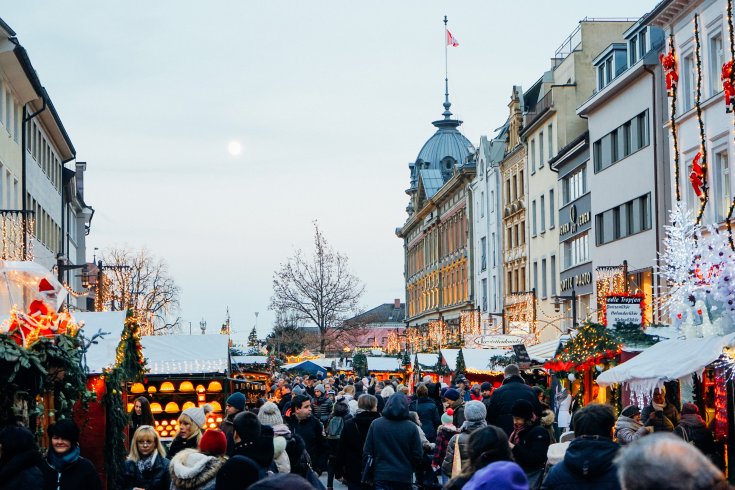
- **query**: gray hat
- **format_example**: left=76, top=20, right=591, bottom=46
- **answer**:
left=315, top=384, right=325, bottom=393
left=464, top=400, right=487, bottom=422
left=292, top=385, right=305, bottom=397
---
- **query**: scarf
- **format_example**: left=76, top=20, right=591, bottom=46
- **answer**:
left=509, top=415, right=538, bottom=446
left=136, top=452, right=157, bottom=473
left=48, top=446, right=80, bottom=471
left=651, top=401, right=666, bottom=412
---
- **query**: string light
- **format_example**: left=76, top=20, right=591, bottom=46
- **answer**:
left=596, top=266, right=626, bottom=322
left=693, top=14, right=710, bottom=225
left=0, top=212, right=34, bottom=261
left=662, top=34, right=682, bottom=202
left=504, top=292, right=537, bottom=342
left=726, top=0, right=735, bottom=249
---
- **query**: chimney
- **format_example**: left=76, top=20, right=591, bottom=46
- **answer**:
left=75, top=162, right=87, bottom=199
left=394, top=298, right=401, bottom=309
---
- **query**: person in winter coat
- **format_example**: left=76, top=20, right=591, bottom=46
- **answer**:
left=443, top=388, right=466, bottom=428
left=432, top=409, right=458, bottom=486
left=257, top=401, right=291, bottom=474
left=122, top=425, right=171, bottom=490
left=461, top=461, right=529, bottom=490
left=455, top=377, right=472, bottom=402
left=508, top=399, right=550, bottom=488
left=469, top=384, right=483, bottom=401
left=169, top=430, right=228, bottom=490
left=486, top=364, right=542, bottom=436
left=288, top=395, right=328, bottom=474
left=221, top=392, right=246, bottom=456
left=533, top=386, right=556, bottom=443
left=541, top=403, right=621, bottom=490
left=640, top=386, right=679, bottom=432
left=129, top=397, right=155, bottom=444
left=444, top=425, right=512, bottom=490
left=311, top=384, right=333, bottom=424
left=674, top=403, right=718, bottom=462
left=168, top=404, right=213, bottom=459
left=215, top=455, right=261, bottom=490
left=336, top=394, right=381, bottom=490
left=0, top=426, right=43, bottom=490
left=480, top=382, right=493, bottom=416
left=363, top=393, right=423, bottom=488
left=325, top=400, right=351, bottom=490
left=409, top=383, right=441, bottom=442
left=614, top=405, right=651, bottom=445
left=41, top=419, right=102, bottom=490
left=229, top=412, right=275, bottom=473
left=441, top=400, right=488, bottom=477
left=278, top=384, right=293, bottom=415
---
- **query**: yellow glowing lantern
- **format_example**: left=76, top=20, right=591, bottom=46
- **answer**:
left=161, top=430, right=168, bottom=437
left=154, top=420, right=160, bottom=426
left=209, top=422, right=216, bottom=429
left=130, top=382, right=145, bottom=394
left=150, top=403, right=163, bottom=414
left=180, top=381, right=194, bottom=392
left=196, top=384, right=206, bottom=393
left=197, top=394, right=205, bottom=403
left=148, top=386, right=157, bottom=394
left=160, top=382, right=175, bottom=393
left=209, top=401, right=222, bottom=412
left=182, top=401, right=196, bottom=411
left=207, top=381, right=223, bottom=392
left=165, top=402, right=180, bottom=414
left=127, top=403, right=134, bottom=412
left=166, top=425, right=173, bottom=431
left=216, top=416, right=223, bottom=423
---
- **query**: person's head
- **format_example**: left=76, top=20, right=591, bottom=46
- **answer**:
left=409, top=411, right=421, bottom=426
left=226, top=392, right=247, bottom=416
left=199, top=429, right=228, bottom=456
left=128, top=425, right=165, bottom=461
left=480, top=382, right=493, bottom=397
left=511, top=400, right=534, bottom=428
left=471, top=383, right=481, bottom=394
left=47, top=418, right=80, bottom=455
left=462, top=460, right=529, bottom=490
left=617, top=433, right=729, bottom=490
left=465, top=400, right=488, bottom=423
left=441, top=408, right=454, bottom=426
left=343, top=385, right=355, bottom=396
left=504, top=364, right=520, bottom=378
left=416, top=384, right=429, bottom=398
left=0, top=426, right=36, bottom=465
left=620, top=405, right=642, bottom=423
left=233, top=411, right=262, bottom=444
left=443, top=388, right=460, bottom=407
left=281, top=383, right=292, bottom=394
left=292, top=395, right=312, bottom=420
left=178, top=403, right=213, bottom=442
left=531, top=386, right=544, bottom=402
left=133, top=396, right=152, bottom=419
left=681, top=402, right=700, bottom=415
left=572, top=403, right=615, bottom=438
left=652, top=386, right=666, bottom=404
left=397, top=384, right=410, bottom=395
left=314, top=384, right=325, bottom=397
left=249, top=473, right=315, bottom=490
left=358, top=394, right=378, bottom=412
left=381, top=385, right=395, bottom=399
left=258, top=401, right=284, bottom=427
left=466, top=425, right=512, bottom=472
left=456, top=377, right=467, bottom=390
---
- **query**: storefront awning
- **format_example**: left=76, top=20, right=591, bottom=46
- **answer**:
left=596, top=333, right=735, bottom=393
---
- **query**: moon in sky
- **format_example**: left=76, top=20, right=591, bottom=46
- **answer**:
left=228, top=141, right=242, bottom=156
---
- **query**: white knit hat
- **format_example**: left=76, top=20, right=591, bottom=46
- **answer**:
left=182, top=403, right=213, bottom=429
left=258, top=401, right=284, bottom=427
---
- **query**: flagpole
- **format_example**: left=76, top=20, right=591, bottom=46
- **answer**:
left=443, top=15, right=449, bottom=103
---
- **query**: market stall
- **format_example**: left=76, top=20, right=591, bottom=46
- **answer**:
left=441, top=348, right=508, bottom=386
left=365, top=356, right=404, bottom=381
left=231, top=355, right=269, bottom=407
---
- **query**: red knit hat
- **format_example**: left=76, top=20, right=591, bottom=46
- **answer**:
left=199, top=429, right=227, bottom=456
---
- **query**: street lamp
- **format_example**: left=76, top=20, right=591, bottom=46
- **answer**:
left=553, top=287, right=577, bottom=333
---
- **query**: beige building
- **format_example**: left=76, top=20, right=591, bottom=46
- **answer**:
left=523, top=19, right=634, bottom=341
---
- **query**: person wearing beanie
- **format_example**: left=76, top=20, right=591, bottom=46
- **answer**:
left=409, top=383, right=441, bottom=443
left=486, top=364, right=542, bottom=436
left=230, top=411, right=275, bottom=471
left=615, top=405, right=651, bottom=445
left=221, top=392, right=247, bottom=455
left=443, top=388, right=466, bottom=428
left=433, top=407, right=458, bottom=485
left=215, top=455, right=261, bottom=490
left=441, top=400, right=488, bottom=478
left=199, top=430, right=228, bottom=456
left=674, top=402, right=718, bottom=461
left=0, top=426, right=43, bottom=490
left=247, top=473, right=314, bottom=490
left=480, top=382, right=493, bottom=415
left=41, top=419, right=102, bottom=490
left=311, top=383, right=333, bottom=425
left=257, top=401, right=292, bottom=474
left=168, top=404, right=213, bottom=459
left=444, top=426, right=513, bottom=490
left=463, top=461, right=529, bottom=490
left=508, top=399, right=550, bottom=486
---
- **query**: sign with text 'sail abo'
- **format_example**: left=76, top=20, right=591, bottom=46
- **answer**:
left=605, top=295, right=643, bottom=327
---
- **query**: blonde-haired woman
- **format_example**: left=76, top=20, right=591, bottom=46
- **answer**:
left=122, top=425, right=170, bottom=490
left=167, top=404, right=213, bottom=459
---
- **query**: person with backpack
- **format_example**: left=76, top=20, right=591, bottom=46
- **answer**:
left=325, top=400, right=351, bottom=490
left=337, top=394, right=381, bottom=490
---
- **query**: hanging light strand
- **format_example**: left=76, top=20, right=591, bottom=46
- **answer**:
left=694, top=14, right=710, bottom=225
left=662, top=33, right=682, bottom=202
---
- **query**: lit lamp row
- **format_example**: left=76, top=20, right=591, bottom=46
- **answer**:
left=126, top=400, right=223, bottom=414
left=130, top=381, right=223, bottom=394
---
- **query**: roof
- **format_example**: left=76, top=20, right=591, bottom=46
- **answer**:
left=232, top=355, right=269, bottom=365
left=283, top=360, right=328, bottom=376
left=78, top=311, right=128, bottom=374
left=596, top=334, right=735, bottom=393
left=413, top=353, right=440, bottom=370
left=366, top=356, right=403, bottom=372
left=441, top=348, right=511, bottom=373
left=141, top=334, right=230, bottom=375
left=346, top=302, right=405, bottom=325
left=526, top=336, right=570, bottom=362
left=419, top=169, right=445, bottom=199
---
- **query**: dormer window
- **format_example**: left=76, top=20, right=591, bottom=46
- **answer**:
left=595, top=44, right=628, bottom=91
left=597, top=56, right=613, bottom=90
left=629, top=27, right=651, bottom=65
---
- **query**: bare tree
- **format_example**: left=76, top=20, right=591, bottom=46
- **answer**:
left=269, top=222, right=365, bottom=353
left=100, top=247, right=181, bottom=335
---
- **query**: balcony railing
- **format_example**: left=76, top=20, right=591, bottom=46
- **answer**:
left=525, top=90, right=553, bottom=130
left=0, top=210, right=35, bottom=261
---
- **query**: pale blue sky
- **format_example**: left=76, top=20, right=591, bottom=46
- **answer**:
left=3, top=1, right=651, bottom=344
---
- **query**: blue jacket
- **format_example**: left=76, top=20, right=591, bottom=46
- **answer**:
left=409, top=397, right=441, bottom=442
left=541, top=436, right=621, bottom=490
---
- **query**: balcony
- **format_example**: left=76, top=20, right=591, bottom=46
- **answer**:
left=524, top=90, right=553, bottom=131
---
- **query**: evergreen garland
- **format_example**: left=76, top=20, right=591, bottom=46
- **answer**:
left=352, top=352, right=368, bottom=377
left=455, top=349, right=466, bottom=377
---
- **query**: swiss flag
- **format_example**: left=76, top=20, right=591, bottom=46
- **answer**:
left=446, top=30, right=459, bottom=47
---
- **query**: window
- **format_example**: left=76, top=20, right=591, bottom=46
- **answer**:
left=541, top=259, right=547, bottom=298
left=598, top=64, right=606, bottom=91
left=714, top=150, right=731, bottom=222
left=564, top=232, right=590, bottom=269
left=638, top=29, right=647, bottom=59
left=481, top=279, right=488, bottom=312
left=551, top=255, right=557, bottom=295
left=540, top=195, right=546, bottom=232
left=519, top=170, right=524, bottom=197
left=533, top=261, right=538, bottom=291
left=508, top=271, right=513, bottom=293
left=682, top=54, right=695, bottom=112
left=549, top=189, right=555, bottom=228
left=492, top=276, right=497, bottom=311
left=532, top=200, right=537, bottom=236
left=630, top=35, right=638, bottom=65
left=480, top=191, right=485, bottom=218
left=594, top=111, right=649, bottom=172
left=480, top=237, right=487, bottom=271
left=513, top=175, right=518, bottom=201
left=520, top=267, right=526, bottom=290
left=491, top=233, right=496, bottom=267
left=539, top=131, right=544, bottom=168
left=514, top=224, right=519, bottom=248
left=531, top=139, right=536, bottom=173
left=710, top=33, right=724, bottom=97
left=490, top=191, right=494, bottom=212
left=547, top=124, right=553, bottom=160
left=596, top=193, right=652, bottom=245
left=521, top=220, right=526, bottom=244
left=563, top=166, right=587, bottom=204
left=506, top=179, right=511, bottom=204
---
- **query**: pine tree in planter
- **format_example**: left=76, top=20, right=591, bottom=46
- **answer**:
left=248, top=326, right=258, bottom=347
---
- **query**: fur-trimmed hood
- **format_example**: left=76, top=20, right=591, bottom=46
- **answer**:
left=169, top=449, right=226, bottom=489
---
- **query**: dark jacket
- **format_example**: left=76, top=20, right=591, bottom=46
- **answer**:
left=278, top=393, right=293, bottom=415
left=409, top=397, right=441, bottom=442
left=448, top=398, right=465, bottom=428
left=288, top=414, right=327, bottom=471
left=674, top=414, right=717, bottom=457
left=220, top=412, right=239, bottom=456
left=486, top=375, right=542, bottom=435
left=215, top=455, right=262, bottom=490
left=511, top=423, right=550, bottom=473
left=41, top=452, right=102, bottom=490
left=376, top=394, right=386, bottom=413
left=231, top=432, right=275, bottom=472
left=312, top=395, right=333, bottom=424
left=337, top=411, right=381, bottom=483
left=363, top=394, right=423, bottom=484
left=641, top=402, right=679, bottom=432
left=167, top=435, right=198, bottom=459
left=122, top=454, right=171, bottom=490
left=0, top=450, right=43, bottom=490
left=541, top=436, right=620, bottom=490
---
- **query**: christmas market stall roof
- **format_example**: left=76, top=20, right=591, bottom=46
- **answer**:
left=283, top=360, right=328, bottom=376
left=526, top=336, right=570, bottom=363
left=77, top=311, right=127, bottom=374
left=366, top=356, right=403, bottom=372
left=596, top=333, right=735, bottom=393
left=441, top=348, right=511, bottom=374
left=232, top=355, right=268, bottom=366
left=413, top=353, right=440, bottom=371
left=142, top=334, right=230, bottom=375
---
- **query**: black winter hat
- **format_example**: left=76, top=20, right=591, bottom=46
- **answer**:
left=48, top=418, right=80, bottom=445
left=480, top=382, right=493, bottom=392
left=233, top=411, right=261, bottom=443
left=511, top=400, right=534, bottom=420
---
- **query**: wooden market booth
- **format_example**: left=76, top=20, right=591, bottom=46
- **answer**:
left=231, top=355, right=269, bottom=408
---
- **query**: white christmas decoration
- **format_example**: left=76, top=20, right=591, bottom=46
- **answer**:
left=658, top=202, right=700, bottom=319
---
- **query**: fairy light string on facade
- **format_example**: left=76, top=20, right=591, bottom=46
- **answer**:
left=661, top=34, right=682, bottom=202
left=725, top=0, right=735, bottom=249
left=693, top=14, right=710, bottom=225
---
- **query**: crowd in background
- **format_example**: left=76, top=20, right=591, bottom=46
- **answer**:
left=0, top=365, right=731, bottom=490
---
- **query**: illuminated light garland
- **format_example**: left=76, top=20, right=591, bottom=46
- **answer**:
left=693, top=14, right=710, bottom=225
left=0, top=213, right=34, bottom=261
left=662, top=34, right=682, bottom=202
left=504, top=292, right=538, bottom=342
left=62, top=281, right=92, bottom=298
left=595, top=266, right=626, bottom=322
left=544, top=322, right=622, bottom=374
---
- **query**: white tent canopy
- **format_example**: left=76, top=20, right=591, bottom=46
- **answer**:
left=526, top=336, right=569, bottom=363
left=596, top=333, right=735, bottom=393
left=366, top=356, right=403, bottom=372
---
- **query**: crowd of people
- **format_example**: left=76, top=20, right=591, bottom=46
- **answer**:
left=0, top=366, right=732, bottom=490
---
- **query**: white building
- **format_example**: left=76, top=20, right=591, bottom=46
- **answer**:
left=578, top=20, right=667, bottom=325
left=0, top=18, right=94, bottom=309
left=470, top=125, right=507, bottom=329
